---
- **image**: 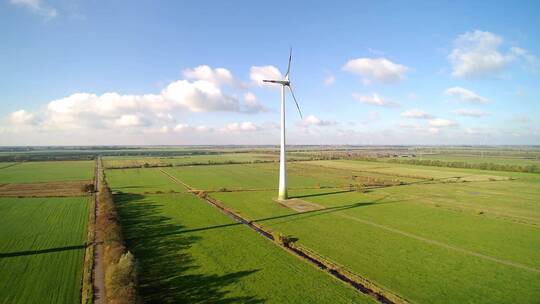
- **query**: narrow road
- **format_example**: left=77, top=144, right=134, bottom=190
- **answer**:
left=93, top=157, right=105, bottom=304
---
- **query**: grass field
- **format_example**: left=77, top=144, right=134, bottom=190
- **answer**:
left=415, top=154, right=540, bottom=166
left=113, top=191, right=373, bottom=303
left=162, top=160, right=540, bottom=303
left=2, top=148, right=537, bottom=304
left=102, top=153, right=283, bottom=168
left=106, top=168, right=182, bottom=194
left=0, top=161, right=94, bottom=183
left=0, top=197, right=90, bottom=304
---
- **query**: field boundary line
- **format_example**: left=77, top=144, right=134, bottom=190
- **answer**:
left=105, top=158, right=323, bottom=170
left=159, top=168, right=410, bottom=304
left=335, top=212, right=540, bottom=274
left=402, top=195, right=540, bottom=228
left=311, top=161, right=513, bottom=182
left=80, top=189, right=96, bottom=304
left=92, top=157, right=106, bottom=304
left=0, top=162, right=20, bottom=170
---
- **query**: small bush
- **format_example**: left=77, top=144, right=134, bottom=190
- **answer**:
left=273, top=232, right=294, bottom=246
left=81, top=183, right=95, bottom=192
left=105, top=251, right=139, bottom=304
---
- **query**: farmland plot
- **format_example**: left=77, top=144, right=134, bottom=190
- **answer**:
left=106, top=168, right=183, bottom=194
left=164, top=161, right=540, bottom=303
left=162, top=162, right=414, bottom=192
left=103, top=153, right=282, bottom=168
left=113, top=192, right=373, bottom=303
left=0, top=160, right=94, bottom=183
left=0, top=197, right=90, bottom=304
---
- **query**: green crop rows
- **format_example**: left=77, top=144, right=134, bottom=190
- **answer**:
left=1, top=150, right=538, bottom=304
left=162, top=160, right=540, bottom=303
left=0, top=197, right=90, bottom=304
left=0, top=160, right=94, bottom=183
left=113, top=192, right=373, bottom=303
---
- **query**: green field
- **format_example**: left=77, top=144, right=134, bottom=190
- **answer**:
left=113, top=191, right=373, bottom=303
left=102, top=153, right=280, bottom=168
left=106, top=168, right=181, bottom=194
left=415, top=154, right=540, bottom=166
left=161, top=160, right=540, bottom=303
left=1, top=148, right=538, bottom=304
left=0, top=197, right=90, bottom=304
left=0, top=161, right=94, bottom=183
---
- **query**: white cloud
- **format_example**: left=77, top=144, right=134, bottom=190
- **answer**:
left=10, top=0, right=57, bottom=18
left=453, top=108, right=489, bottom=117
left=182, top=65, right=235, bottom=86
left=174, top=123, right=190, bottom=132
left=6, top=65, right=269, bottom=132
left=512, top=114, right=530, bottom=123
left=449, top=30, right=510, bottom=78
left=162, top=80, right=240, bottom=112
left=401, top=109, right=434, bottom=119
left=429, top=118, right=457, bottom=127
left=449, top=30, right=540, bottom=78
left=301, top=115, right=336, bottom=127
left=250, top=65, right=283, bottom=87
left=195, top=125, right=212, bottom=132
left=510, top=47, right=540, bottom=72
left=220, top=122, right=260, bottom=132
left=428, top=127, right=440, bottom=134
left=323, top=74, right=335, bottom=86
left=444, top=87, right=490, bottom=104
left=171, top=123, right=216, bottom=133
left=464, top=127, right=490, bottom=135
left=343, top=57, right=408, bottom=84
left=242, top=92, right=267, bottom=113
left=114, top=114, right=146, bottom=127
left=353, top=93, right=400, bottom=107
left=9, top=110, right=38, bottom=125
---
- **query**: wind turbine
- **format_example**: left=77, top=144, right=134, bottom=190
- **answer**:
left=263, top=48, right=303, bottom=201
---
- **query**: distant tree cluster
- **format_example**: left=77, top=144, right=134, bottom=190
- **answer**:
left=387, top=158, right=540, bottom=173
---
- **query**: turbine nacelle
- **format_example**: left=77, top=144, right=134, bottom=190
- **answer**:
left=260, top=48, right=302, bottom=119
left=262, top=79, right=290, bottom=86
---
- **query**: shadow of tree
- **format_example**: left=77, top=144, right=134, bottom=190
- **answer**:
left=114, top=193, right=264, bottom=304
left=0, top=244, right=86, bottom=258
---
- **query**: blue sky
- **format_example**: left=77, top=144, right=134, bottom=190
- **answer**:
left=1, top=0, right=539, bottom=145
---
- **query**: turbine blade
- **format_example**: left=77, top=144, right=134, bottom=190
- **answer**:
left=288, top=85, right=302, bottom=119
left=285, top=48, right=292, bottom=77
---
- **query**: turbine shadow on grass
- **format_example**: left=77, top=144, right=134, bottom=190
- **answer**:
left=0, top=244, right=86, bottom=258
left=114, top=193, right=263, bottom=304
left=120, top=195, right=401, bottom=243
left=289, top=189, right=354, bottom=199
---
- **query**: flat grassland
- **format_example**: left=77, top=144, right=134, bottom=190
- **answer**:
left=162, top=159, right=540, bottom=303
left=416, top=154, right=540, bottom=166
left=102, top=153, right=282, bottom=168
left=0, top=197, right=90, bottom=304
left=112, top=191, right=373, bottom=303
left=0, top=160, right=94, bottom=183
left=106, top=168, right=181, bottom=193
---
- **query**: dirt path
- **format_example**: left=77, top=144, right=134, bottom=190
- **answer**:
left=336, top=213, right=540, bottom=274
left=93, top=157, right=106, bottom=304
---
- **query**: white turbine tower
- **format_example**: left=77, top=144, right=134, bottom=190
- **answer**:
left=263, top=48, right=303, bottom=201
